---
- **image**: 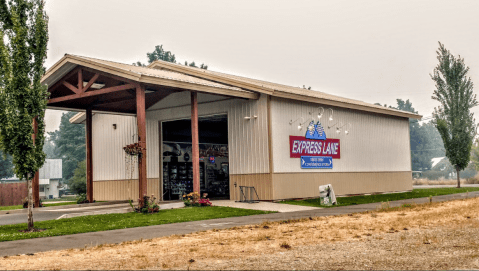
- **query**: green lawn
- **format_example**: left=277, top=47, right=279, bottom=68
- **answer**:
left=0, top=206, right=273, bottom=242
left=281, top=187, right=479, bottom=208
left=0, top=201, right=77, bottom=211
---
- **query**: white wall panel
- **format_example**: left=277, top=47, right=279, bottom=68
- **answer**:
left=146, top=119, right=159, bottom=178
left=92, top=114, right=138, bottom=181
left=271, top=97, right=412, bottom=173
left=146, top=92, right=270, bottom=175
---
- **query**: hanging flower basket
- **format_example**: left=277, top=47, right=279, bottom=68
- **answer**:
left=123, top=143, right=145, bottom=157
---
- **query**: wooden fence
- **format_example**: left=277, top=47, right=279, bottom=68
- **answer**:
left=0, top=182, right=27, bottom=206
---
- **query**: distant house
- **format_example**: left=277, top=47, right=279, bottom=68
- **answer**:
left=0, top=159, right=63, bottom=199
left=431, top=157, right=446, bottom=170
left=39, top=159, right=63, bottom=199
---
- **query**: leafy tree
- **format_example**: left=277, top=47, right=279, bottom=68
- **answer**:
left=302, top=85, right=311, bottom=90
left=42, top=135, right=57, bottom=159
left=147, top=45, right=176, bottom=64
left=0, top=0, right=48, bottom=230
left=48, top=111, right=85, bottom=181
left=0, top=150, right=13, bottom=179
left=431, top=42, right=478, bottom=188
left=134, top=44, right=208, bottom=69
left=132, top=61, right=145, bottom=67
left=67, top=160, right=86, bottom=194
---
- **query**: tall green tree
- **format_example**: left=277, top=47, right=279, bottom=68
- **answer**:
left=147, top=45, right=176, bottom=64
left=67, top=160, right=86, bottom=195
left=48, top=111, right=85, bottom=181
left=134, top=44, right=208, bottom=69
left=0, top=150, right=13, bottom=179
left=431, top=42, right=478, bottom=188
left=42, top=135, right=57, bottom=159
left=0, top=0, right=48, bottom=230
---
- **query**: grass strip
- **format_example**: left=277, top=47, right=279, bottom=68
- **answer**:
left=0, top=201, right=77, bottom=211
left=0, top=206, right=273, bottom=242
left=281, top=187, right=479, bottom=208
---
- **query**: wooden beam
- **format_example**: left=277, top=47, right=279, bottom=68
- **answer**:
left=91, top=96, right=134, bottom=107
left=191, top=91, right=200, bottom=194
left=81, top=66, right=139, bottom=87
left=78, top=69, right=83, bottom=92
left=48, top=67, right=81, bottom=94
left=83, top=73, right=99, bottom=93
left=86, top=108, right=93, bottom=203
left=48, top=84, right=135, bottom=104
left=62, top=81, right=80, bottom=94
left=136, top=84, right=147, bottom=201
left=32, top=117, right=40, bottom=207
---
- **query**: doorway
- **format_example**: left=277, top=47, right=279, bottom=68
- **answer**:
left=161, top=114, right=229, bottom=200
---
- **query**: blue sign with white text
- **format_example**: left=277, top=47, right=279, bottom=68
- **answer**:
left=301, top=156, right=333, bottom=169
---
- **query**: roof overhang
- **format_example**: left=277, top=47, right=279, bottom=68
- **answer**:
left=43, top=54, right=421, bottom=120
left=42, top=55, right=260, bottom=114
left=148, top=61, right=422, bottom=120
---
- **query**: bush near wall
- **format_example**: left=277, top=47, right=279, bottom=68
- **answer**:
left=0, top=182, right=27, bottom=206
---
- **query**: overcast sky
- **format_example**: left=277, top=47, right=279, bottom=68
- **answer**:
left=44, top=0, right=479, bottom=133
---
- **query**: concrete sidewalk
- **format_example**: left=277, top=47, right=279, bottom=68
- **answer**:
left=212, top=200, right=321, bottom=212
left=0, top=191, right=478, bottom=257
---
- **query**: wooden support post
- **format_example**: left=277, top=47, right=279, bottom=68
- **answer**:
left=136, top=85, right=147, bottom=200
left=32, top=117, right=40, bottom=207
left=86, top=108, right=93, bottom=203
left=78, top=69, right=83, bottom=92
left=191, top=91, right=200, bottom=194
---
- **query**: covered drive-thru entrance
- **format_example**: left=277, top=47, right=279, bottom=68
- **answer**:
left=40, top=54, right=258, bottom=204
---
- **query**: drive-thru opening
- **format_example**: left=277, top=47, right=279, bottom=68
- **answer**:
left=161, top=114, right=229, bottom=200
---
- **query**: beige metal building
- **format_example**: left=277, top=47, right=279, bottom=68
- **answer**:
left=46, top=55, right=420, bottom=201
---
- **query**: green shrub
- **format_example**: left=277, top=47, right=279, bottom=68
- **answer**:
left=76, top=193, right=89, bottom=204
left=67, top=161, right=87, bottom=195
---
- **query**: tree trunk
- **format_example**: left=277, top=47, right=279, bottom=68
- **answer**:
left=27, top=174, right=34, bottom=231
left=456, top=166, right=461, bottom=188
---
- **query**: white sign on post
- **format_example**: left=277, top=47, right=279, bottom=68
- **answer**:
left=319, top=184, right=337, bottom=205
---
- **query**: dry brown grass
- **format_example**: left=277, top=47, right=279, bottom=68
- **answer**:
left=1, top=197, right=479, bottom=270
left=413, top=173, right=479, bottom=185
left=413, top=178, right=475, bottom=185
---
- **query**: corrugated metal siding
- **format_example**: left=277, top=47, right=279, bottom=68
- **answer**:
left=92, top=114, right=138, bottom=181
left=39, top=159, right=62, bottom=179
left=230, top=174, right=273, bottom=201
left=91, top=92, right=269, bottom=182
left=272, top=172, right=413, bottom=199
left=146, top=92, right=270, bottom=175
left=271, top=97, right=412, bottom=173
left=93, top=178, right=159, bottom=201
left=147, top=119, right=159, bottom=178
